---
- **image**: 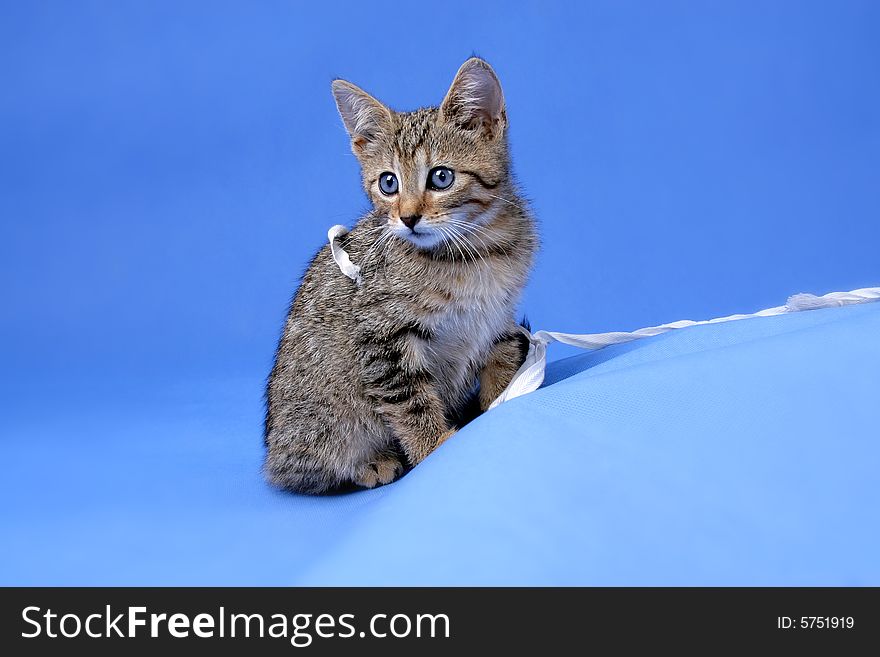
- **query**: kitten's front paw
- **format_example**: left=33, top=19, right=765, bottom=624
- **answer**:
left=354, top=454, right=404, bottom=489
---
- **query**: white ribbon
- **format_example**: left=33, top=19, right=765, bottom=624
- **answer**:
left=328, top=224, right=362, bottom=285
left=328, top=225, right=879, bottom=409
left=488, top=287, right=880, bottom=409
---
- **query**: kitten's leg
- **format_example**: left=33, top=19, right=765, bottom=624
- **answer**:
left=265, top=382, right=403, bottom=493
left=478, top=327, right=531, bottom=411
left=376, top=377, right=455, bottom=465
left=360, top=339, right=454, bottom=465
left=266, top=419, right=404, bottom=493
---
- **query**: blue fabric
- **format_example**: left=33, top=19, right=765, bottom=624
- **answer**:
left=3, top=303, right=878, bottom=585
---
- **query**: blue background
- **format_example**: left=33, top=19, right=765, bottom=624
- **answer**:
left=1, top=2, right=878, bottom=584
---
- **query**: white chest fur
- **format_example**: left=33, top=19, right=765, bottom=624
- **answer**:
left=420, top=257, right=522, bottom=398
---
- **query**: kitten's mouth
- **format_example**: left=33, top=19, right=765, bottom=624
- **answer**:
left=395, top=226, right=445, bottom=249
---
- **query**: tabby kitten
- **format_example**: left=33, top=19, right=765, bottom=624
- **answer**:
left=264, top=58, right=537, bottom=494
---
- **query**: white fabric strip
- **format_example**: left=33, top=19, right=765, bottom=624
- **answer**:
left=328, top=225, right=362, bottom=285
left=488, top=287, right=880, bottom=409
left=328, top=225, right=878, bottom=409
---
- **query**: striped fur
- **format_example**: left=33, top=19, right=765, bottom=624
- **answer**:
left=264, top=58, right=537, bottom=494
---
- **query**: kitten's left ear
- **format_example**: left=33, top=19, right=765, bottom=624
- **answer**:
left=440, top=57, right=506, bottom=138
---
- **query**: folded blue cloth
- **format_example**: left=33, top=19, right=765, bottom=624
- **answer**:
left=3, top=303, right=878, bottom=585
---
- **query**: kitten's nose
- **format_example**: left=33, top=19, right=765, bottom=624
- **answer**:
left=400, top=214, right=422, bottom=230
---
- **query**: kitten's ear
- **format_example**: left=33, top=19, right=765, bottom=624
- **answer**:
left=440, top=57, right=506, bottom=138
left=331, top=79, right=393, bottom=154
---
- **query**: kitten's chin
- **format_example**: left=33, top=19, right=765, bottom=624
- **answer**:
left=396, top=229, right=445, bottom=251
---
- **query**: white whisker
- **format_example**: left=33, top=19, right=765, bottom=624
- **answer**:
left=487, top=193, right=525, bottom=211
left=444, top=217, right=513, bottom=260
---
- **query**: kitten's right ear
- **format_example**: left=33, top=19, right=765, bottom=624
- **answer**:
left=331, top=79, right=393, bottom=154
left=440, top=57, right=506, bottom=138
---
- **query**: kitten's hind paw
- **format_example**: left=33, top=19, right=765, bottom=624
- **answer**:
left=354, top=454, right=404, bottom=489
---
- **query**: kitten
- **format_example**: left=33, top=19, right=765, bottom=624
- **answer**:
left=264, top=58, right=537, bottom=494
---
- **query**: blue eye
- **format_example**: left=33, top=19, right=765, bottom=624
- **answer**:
left=378, top=172, right=399, bottom=195
left=427, top=166, right=455, bottom=191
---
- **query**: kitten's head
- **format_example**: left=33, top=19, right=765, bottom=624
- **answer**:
left=332, top=58, right=510, bottom=250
